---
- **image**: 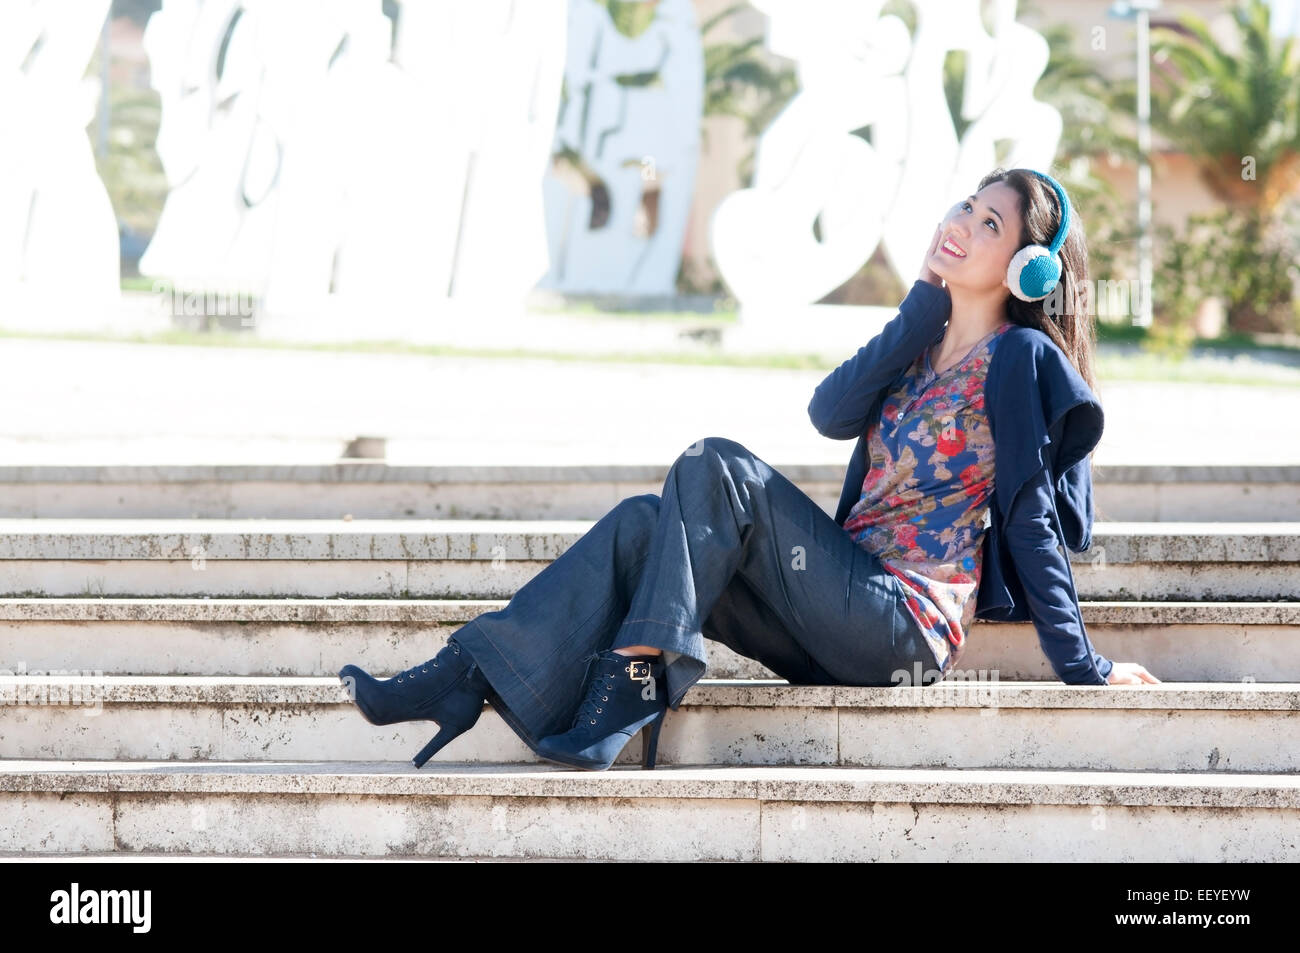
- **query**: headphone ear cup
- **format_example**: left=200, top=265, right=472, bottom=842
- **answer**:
left=1006, top=244, right=1062, bottom=301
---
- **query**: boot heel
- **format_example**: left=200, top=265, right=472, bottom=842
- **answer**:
left=639, top=711, right=666, bottom=770
left=412, top=722, right=470, bottom=768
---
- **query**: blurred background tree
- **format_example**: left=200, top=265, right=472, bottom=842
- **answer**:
left=1135, top=0, right=1300, bottom=333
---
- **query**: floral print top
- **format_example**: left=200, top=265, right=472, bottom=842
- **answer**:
left=841, top=319, right=1015, bottom=675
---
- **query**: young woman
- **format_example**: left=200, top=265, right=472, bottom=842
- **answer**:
left=339, top=166, right=1160, bottom=773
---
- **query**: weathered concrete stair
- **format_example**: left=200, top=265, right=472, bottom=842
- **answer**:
left=0, top=519, right=1295, bottom=600
left=0, top=463, right=1295, bottom=860
left=3, top=761, right=1298, bottom=861
left=1, top=676, right=1296, bottom=773
left=1, top=597, right=1296, bottom=682
left=2, top=463, right=1296, bottom=522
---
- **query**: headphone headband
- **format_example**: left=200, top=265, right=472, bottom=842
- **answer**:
left=1005, top=168, right=1073, bottom=302
left=1032, top=170, right=1071, bottom=256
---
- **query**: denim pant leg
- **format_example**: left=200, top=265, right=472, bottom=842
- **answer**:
left=697, top=570, right=842, bottom=684
left=611, top=435, right=938, bottom=710
left=450, top=493, right=662, bottom=755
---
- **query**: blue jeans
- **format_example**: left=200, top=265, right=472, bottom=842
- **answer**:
left=452, top=435, right=936, bottom=756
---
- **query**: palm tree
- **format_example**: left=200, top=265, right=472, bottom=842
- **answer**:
left=1145, top=0, right=1300, bottom=214
left=1128, top=0, right=1300, bottom=333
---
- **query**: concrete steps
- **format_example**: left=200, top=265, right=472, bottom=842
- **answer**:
left=0, top=463, right=1295, bottom=859
left=0, top=519, right=1295, bottom=599
left=1, top=597, right=1296, bottom=681
left=2, top=463, right=1297, bottom=522
left=3, top=761, right=1297, bottom=861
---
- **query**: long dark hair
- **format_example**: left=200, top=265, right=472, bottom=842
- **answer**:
left=977, top=167, right=1099, bottom=398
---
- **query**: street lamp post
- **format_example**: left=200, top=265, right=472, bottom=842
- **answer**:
left=1109, top=0, right=1161, bottom=328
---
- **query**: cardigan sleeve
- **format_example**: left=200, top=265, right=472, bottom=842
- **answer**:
left=1004, top=460, right=1114, bottom=685
left=807, top=279, right=952, bottom=439
left=988, top=327, right=1104, bottom=555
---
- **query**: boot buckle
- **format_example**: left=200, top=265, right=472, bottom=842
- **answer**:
left=626, top=660, right=652, bottom=680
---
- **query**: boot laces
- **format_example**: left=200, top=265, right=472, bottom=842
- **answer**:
left=394, top=640, right=461, bottom=683
left=573, top=652, right=620, bottom=727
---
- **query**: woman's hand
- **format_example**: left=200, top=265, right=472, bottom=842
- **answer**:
left=1106, top=662, right=1162, bottom=685
left=919, top=221, right=946, bottom=288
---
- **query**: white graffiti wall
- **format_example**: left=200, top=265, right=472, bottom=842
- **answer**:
left=0, top=0, right=1065, bottom=326
left=538, top=0, right=704, bottom=296
left=140, top=0, right=568, bottom=319
left=710, top=0, right=1062, bottom=310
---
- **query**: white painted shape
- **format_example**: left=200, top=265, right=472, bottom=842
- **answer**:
left=0, top=0, right=119, bottom=328
left=140, top=0, right=566, bottom=323
left=712, top=0, right=1062, bottom=319
left=539, top=0, right=703, bottom=295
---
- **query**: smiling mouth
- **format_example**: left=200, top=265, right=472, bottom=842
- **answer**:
left=941, top=238, right=967, bottom=258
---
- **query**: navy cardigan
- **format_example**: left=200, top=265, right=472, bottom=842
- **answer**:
left=807, top=279, right=1114, bottom=685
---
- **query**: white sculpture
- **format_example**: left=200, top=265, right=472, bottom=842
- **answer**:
left=385, top=1, right=567, bottom=305
left=538, top=0, right=704, bottom=296
left=0, top=0, right=119, bottom=328
left=140, top=0, right=277, bottom=296
left=140, top=0, right=567, bottom=322
left=710, top=0, right=1062, bottom=312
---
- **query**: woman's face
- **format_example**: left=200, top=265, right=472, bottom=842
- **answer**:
left=928, top=181, right=1025, bottom=294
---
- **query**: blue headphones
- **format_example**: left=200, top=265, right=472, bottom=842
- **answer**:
left=1005, top=169, right=1072, bottom=302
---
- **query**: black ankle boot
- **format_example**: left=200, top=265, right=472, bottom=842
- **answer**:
left=535, top=650, right=668, bottom=771
left=338, top=637, right=493, bottom=767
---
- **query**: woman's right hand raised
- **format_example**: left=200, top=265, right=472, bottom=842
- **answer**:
left=1106, top=662, right=1162, bottom=685
left=919, top=221, right=946, bottom=288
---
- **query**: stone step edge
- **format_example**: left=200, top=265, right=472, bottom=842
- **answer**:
left=0, top=520, right=1294, bottom=563
left=4, top=760, right=1299, bottom=809
left=1, top=463, right=1296, bottom=484
left=3, top=676, right=1297, bottom=709
left=0, top=519, right=1296, bottom=535
left=0, top=597, right=1295, bottom=624
left=0, top=852, right=585, bottom=862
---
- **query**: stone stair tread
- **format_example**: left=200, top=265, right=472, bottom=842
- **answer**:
left=0, top=517, right=603, bottom=532
left=0, top=519, right=1294, bottom=564
left=5, top=674, right=1300, bottom=708
left=5, top=760, right=1300, bottom=808
left=0, top=596, right=1294, bottom=623
left=0, top=517, right=1296, bottom=532
left=2, top=462, right=1297, bottom=482
left=0, top=851, right=587, bottom=862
